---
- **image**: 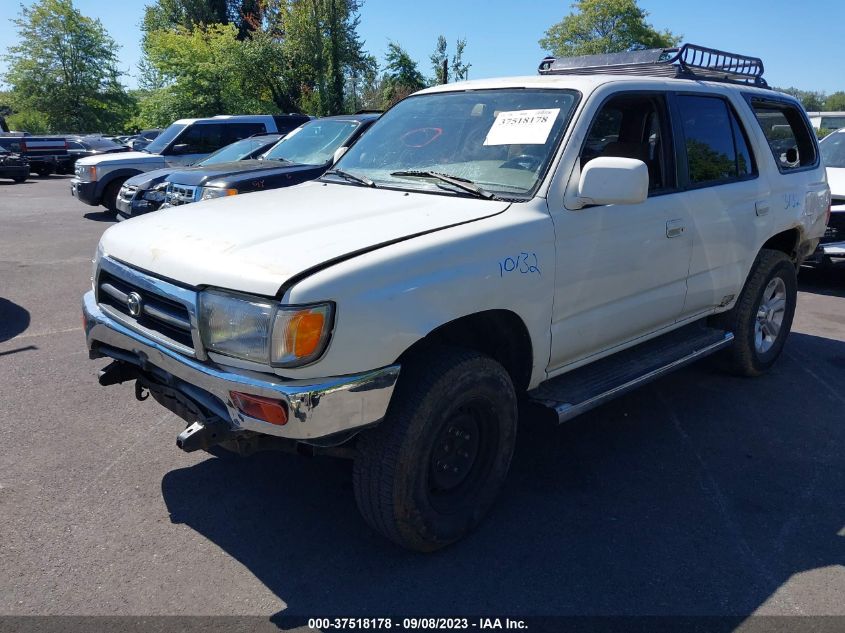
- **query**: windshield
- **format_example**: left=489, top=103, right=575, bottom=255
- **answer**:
left=820, top=131, right=845, bottom=168
left=82, top=137, right=124, bottom=150
left=331, top=89, right=578, bottom=198
left=143, top=123, right=186, bottom=154
left=198, top=136, right=276, bottom=165
left=263, top=120, right=359, bottom=164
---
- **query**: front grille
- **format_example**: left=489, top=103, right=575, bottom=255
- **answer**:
left=822, top=210, right=845, bottom=244
left=165, top=183, right=197, bottom=206
left=97, top=265, right=196, bottom=353
left=118, top=185, right=138, bottom=203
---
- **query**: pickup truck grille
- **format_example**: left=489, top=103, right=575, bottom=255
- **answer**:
left=96, top=259, right=199, bottom=356
left=165, top=183, right=197, bottom=206
left=823, top=210, right=844, bottom=243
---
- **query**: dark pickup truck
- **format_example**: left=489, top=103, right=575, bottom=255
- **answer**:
left=160, top=113, right=379, bottom=208
left=0, top=135, right=69, bottom=177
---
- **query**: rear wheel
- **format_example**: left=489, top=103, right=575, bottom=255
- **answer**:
left=36, top=167, right=52, bottom=177
left=715, top=249, right=797, bottom=376
left=353, top=347, right=518, bottom=552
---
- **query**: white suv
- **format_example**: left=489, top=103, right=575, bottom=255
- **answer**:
left=70, top=114, right=309, bottom=213
left=83, top=45, right=829, bottom=551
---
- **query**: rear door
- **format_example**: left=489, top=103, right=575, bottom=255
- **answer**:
left=670, top=92, right=767, bottom=317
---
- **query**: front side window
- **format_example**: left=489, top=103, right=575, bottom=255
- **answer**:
left=198, top=137, right=276, bottom=165
left=820, top=131, right=845, bottom=168
left=173, top=123, right=226, bottom=154
left=677, top=95, right=755, bottom=186
left=581, top=93, right=674, bottom=193
left=333, top=89, right=578, bottom=198
left=263, top=120, right=360, bottom=165
left=749, top=98, right=817, bottom=171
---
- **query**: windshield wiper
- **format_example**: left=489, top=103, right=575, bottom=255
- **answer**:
left=324, top=168, right=376, bottom=187
left=390, top=170, right=496, bottom=200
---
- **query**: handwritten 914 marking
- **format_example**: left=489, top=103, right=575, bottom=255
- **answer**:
left=499, top=252, right=541, bottom=277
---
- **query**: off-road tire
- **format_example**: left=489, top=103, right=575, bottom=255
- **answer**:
left=353, top=346, right=518, bottom=552
left=13, top=175, right=27, bottom=183
left=714, top=248, right=797, bottom=376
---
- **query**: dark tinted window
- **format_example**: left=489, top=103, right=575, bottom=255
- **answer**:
left=174, top=123, right=226, bottom=154
left=223, top=122, right=267, bottom=145
left=750, top=99, right=817, bottom=171
left=678, top=95, right=754, bottom=185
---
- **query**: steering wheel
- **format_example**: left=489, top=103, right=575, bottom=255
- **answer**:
left=501, top=154, right=541, bottom=171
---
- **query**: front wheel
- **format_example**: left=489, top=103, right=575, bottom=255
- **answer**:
left=353, top=347, right=518, bottom=552
left=715, top=249, right=797, bottom=376
left=102, top=178, right=128, bottom=215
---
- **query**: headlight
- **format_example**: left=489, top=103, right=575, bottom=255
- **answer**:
left=142, top=184, right=167, bottom=202
left=198, top=289, right=334, bottom=367
left=76, top=165, right=97, bottom=181
left=199, top=186, right=238, bottom=200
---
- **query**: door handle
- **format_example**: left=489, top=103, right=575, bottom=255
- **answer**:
left=755, top=201, right=770, bottom=216
left=666, top=219, right=686, bottom=238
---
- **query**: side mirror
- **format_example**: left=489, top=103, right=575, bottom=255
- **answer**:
left=170, top=143, right=190, bottom=155
left=577, top=156, right=649, bottom=206
left=333, top=146, right=348, bottom=164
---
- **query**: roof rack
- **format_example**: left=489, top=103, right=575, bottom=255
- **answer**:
left=538, top=43, right=768, bottom=87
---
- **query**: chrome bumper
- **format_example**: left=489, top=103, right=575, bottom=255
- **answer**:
left=83, top=291, right=400, bottom=440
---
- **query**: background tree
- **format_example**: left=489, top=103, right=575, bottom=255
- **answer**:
left=382, top=41, right=426, bottom=106
left=430, top=36, right=471, bottom=85
left=3, top=0, right=131, bottom=132
left=773, top=87, right=826, bottom=112
left=540, top=0, right=680, bottom=57
left=825, top=91, right=845, bottom=111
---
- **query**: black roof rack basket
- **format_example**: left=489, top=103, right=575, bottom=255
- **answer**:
left=538, top=43, right=767, bottom=87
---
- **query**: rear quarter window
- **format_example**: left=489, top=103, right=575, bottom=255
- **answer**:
left=747, top=97, right=818, bottom=172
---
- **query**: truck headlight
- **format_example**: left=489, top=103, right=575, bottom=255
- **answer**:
left=198, top=289, right=334, bottom=367
left=199, top=186, right=238, bottom=201
left=142, top=183, right=168, bottom=202
left=76, top=165, right=97, bottom=181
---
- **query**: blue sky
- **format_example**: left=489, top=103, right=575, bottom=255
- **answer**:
left=1, top=0, right=843, bottom=93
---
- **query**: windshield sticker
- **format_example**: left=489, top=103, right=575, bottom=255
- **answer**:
left=483, top=108, right=560, bottom=146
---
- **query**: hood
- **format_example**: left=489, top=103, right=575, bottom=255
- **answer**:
left=166, top=159, right=304, bottom=187
left=124, top=166, right=175, bottom=189
left=826, top=166, right=845, bottom=199
left=77, top=151, right=163, bottom=167
left=100, top=180, right=510, bottom=296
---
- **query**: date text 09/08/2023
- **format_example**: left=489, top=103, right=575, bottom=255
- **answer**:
left=307, top=617, right=529, bottom=630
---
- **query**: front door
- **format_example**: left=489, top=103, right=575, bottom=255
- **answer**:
left=547, top=91, right=692, bottom=370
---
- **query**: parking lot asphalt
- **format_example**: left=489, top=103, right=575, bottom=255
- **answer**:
left=1, top=176, right=843, bottom=622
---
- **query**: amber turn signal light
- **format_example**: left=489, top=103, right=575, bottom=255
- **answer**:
left=230, top=391, right=288, bottom=425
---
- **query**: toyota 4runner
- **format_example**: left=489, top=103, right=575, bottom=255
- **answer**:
left=83, top=45, right=830, bottom=551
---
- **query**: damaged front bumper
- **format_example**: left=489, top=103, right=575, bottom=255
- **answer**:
left=83, top=290, right=400, bottom=442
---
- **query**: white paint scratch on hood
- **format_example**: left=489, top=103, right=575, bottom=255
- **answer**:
left=100, top=181, right=510, bottom=296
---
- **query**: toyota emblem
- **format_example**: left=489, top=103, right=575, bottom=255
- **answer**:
left=126, top=291, right=143, bottom=317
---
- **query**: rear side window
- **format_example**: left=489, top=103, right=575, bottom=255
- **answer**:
left=224, top=123, right=267, bottom=145
left=748, top=99, right=817, bottom=172
left=677, top=95, right=755, bottom=186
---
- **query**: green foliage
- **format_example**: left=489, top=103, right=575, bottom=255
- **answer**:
left=824, top=91, right=845, bottom=111
left=816, top=128, right=832, bottom=140
left=382, top=41, right=426, bottom=105
left=773, top=87, right=826, bottom=112
left=540, top=0, right=680, bottom=56
left=430, top=36, right=471, bottom=85
left=6, top=110, right=51, bottom=134
left=2, top=0, right=133, bottom=133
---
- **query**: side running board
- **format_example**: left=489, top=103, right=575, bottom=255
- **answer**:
left=530, top=324, right=734, bottom=423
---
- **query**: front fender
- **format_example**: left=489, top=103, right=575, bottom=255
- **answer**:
left=95, top=168, right=143, bottom=198
left=282, top=199, right=556, bottom=389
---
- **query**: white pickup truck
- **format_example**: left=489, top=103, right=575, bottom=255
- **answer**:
left=83, top=45, right=830, bottom=551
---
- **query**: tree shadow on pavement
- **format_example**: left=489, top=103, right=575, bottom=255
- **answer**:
left=161, top=332, right=844, bottom=628
left=0, top=297, right=30, bottom=342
